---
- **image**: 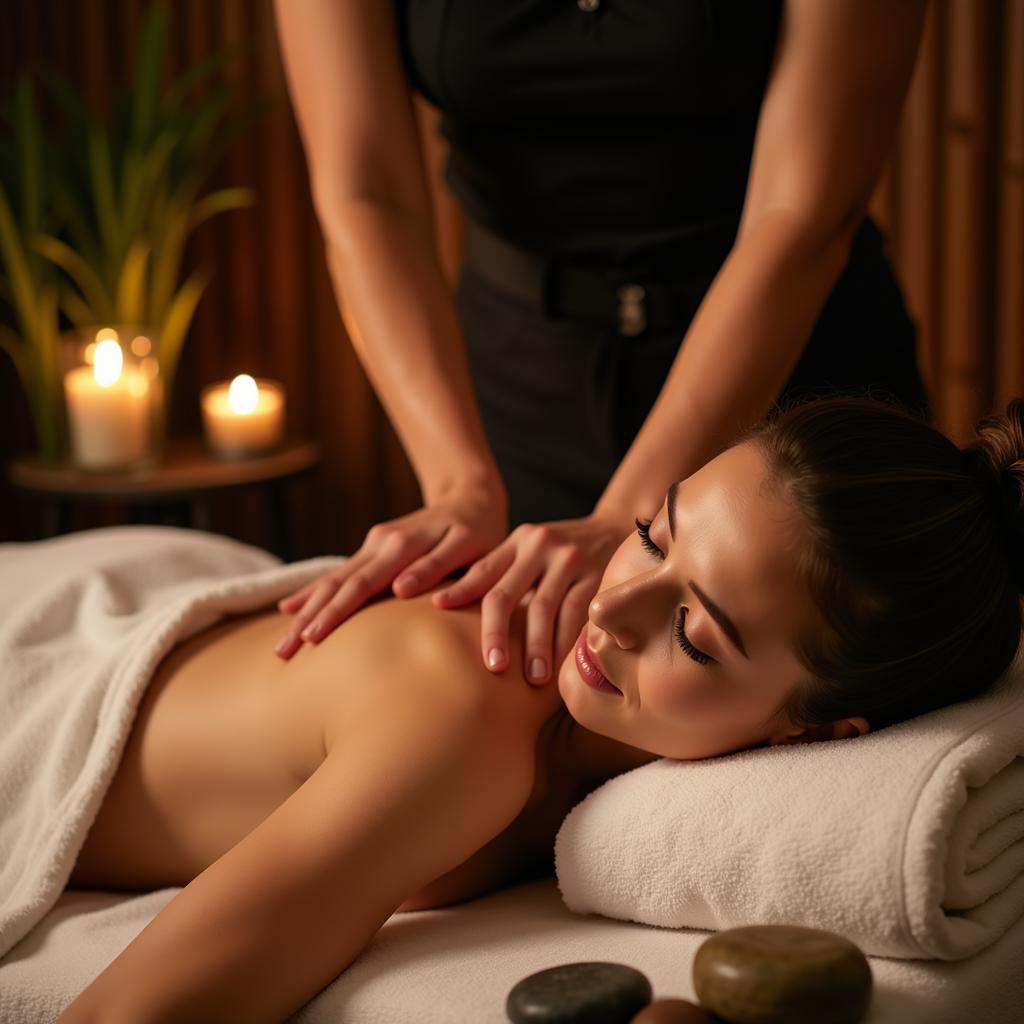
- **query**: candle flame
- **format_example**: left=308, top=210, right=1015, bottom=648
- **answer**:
left=227, top=374, right=259, bottom=414
left=93, top=339, right=124, bottom=387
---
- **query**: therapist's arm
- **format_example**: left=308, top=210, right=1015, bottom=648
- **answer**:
left=272, top=0, right=508, bottom=655
left=594, top=0, right=928, bottom=528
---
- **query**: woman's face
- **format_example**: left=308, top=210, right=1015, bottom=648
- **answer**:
left=557, top=441, right=828, bottom=760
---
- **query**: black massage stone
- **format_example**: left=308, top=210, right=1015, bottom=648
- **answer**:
left=506, top=961, right=653, bottom=1023
left=692, top=924, right=873, bottom=1024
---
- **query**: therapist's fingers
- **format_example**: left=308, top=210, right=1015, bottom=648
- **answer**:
left=390, top=524, right=477, bottom=597
left=274, top=546, right=386, bottom=659
left=274, top=578, right=345, bottom=658
left=431, top=541, right=516, bottom=609
left=277, top=580, right=318, bottom=613
left=522, top=546, right=585, bottom=685
left=476, top=529, right=551, bottom=673
left=300, top=555, right=422, bottom=644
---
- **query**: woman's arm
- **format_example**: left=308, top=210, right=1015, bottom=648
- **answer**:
left=593, top=0, right=928, bottom=528
left=271, top=0, right=511, bottom=657
left=58, top=644, right=536, bottom=1024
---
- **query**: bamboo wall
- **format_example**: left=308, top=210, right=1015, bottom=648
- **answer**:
left=0, top=0, right=1021, bottom=556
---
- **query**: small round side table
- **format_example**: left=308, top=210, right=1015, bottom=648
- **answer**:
left=7, top=437, right=320, bottom=561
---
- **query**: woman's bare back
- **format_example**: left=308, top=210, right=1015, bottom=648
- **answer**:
left=68, top=588, right=584, bottom=907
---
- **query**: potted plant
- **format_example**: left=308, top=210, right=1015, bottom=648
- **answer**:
left=0, top=0, right=274, bottom=463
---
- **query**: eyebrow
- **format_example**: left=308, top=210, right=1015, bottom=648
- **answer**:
left=665, top=481, right=749, bottom=659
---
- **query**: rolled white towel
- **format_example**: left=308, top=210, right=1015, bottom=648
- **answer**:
left=554, top=656, right=1024, bottom=961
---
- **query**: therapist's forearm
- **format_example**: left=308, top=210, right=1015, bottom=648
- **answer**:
left=325, top=200, right=505, bottom=507
left=594, top=208, right=858, bottom=530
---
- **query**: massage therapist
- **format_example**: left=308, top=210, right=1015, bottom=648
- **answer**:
left=271, top=0, right=929, bottom=684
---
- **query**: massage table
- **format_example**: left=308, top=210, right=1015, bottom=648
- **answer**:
left=3, top=528, right=1023, bottom=1023
left=2, top=877, right=1022, bottom=1022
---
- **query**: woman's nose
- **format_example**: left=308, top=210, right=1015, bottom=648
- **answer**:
left=589, top=576, right=666, bottom=650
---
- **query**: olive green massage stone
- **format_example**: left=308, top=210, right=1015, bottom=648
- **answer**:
left=692, top=924, right=873, bottom=1024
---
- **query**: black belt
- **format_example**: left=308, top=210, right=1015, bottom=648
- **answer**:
left=463, top=218, right=728, bottom=337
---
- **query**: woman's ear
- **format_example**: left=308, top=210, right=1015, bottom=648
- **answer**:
left=832, top=716, right=870, bottom=740
left=768, top=715, right=870, bottom=746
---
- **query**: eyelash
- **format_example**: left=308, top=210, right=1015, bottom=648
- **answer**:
left=634, top=517, right=713, bottom=666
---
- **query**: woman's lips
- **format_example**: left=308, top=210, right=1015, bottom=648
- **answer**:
left=575, top=629, right=622, bottom=696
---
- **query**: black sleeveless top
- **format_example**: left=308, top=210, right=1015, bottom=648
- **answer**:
left=394, top=0, right=784, bottom=275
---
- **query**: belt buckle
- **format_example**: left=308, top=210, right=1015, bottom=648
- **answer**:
left=617, top=283, right=647, bottom=337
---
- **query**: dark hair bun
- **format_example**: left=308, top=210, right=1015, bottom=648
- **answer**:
left=963, top=397, right=1024, bottom=593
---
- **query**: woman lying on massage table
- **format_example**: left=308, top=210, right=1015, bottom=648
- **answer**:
left=60, top=396, right=1024, bottom=1024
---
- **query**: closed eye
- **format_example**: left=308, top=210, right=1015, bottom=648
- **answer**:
left=634, top=517, right=715, bottom=666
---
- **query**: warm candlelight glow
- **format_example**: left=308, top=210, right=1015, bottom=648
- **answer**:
left=93, top=339, right=124, bottom=387
left=64, top=331, right=153, bottom=469
left=227, top=373, right=259, bottom=415
left=130, top=334, right=152, bottom=357
left=201, top=376, right=285, bottom=457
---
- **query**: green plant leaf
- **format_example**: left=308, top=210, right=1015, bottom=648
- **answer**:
left=13, top=73, right=43, bottom=232
left=159, top=263, right=211, bottom=406
left=31, top=232, right=113, bottom=321
left=32, top=280, right=64, bottom=462
left=160, top=44, right=244, bottom=117
left=148, top=196, right=191, bottom=323
left=87, top=125, right=121, bottom=276
left=60, top=291, right=97, bottom=329
left=132, top=1, right=168, bottom=146
left=177, top=85, right=231, bottom=168
left=115, top=237, right=151, bottom=323
left=179, top=94, right=278, bottom=200
left=0, top=324, right=29, bottom=382
left=52, top=188, right=101, bottom=271
left=189, top=186, right=255, bottom=230
left=121, top=130, right=178, bottom=241
left=0, top=185, right=39, bottom=337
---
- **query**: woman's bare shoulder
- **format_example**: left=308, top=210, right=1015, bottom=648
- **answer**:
left=311, top=589, right=565, bottom=756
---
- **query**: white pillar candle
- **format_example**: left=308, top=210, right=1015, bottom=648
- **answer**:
left=201, top=375, right=285, bottom=457
left=64, top=338, right=151, bottom=469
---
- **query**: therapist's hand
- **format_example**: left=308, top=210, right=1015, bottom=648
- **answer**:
left=431, top=512, right=629, bottom=686
left=274, top=483, right=508, bottom=659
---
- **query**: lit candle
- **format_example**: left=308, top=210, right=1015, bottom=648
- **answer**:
left=64, top=336, right=152, bottom=469
left=201, top=374, right=285, bottom=457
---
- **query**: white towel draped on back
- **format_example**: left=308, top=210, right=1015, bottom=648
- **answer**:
left=0, top=526, right=343, bottom=959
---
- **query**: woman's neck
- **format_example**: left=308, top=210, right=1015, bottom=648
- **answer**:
left=540, top=703, right=662, bottom=798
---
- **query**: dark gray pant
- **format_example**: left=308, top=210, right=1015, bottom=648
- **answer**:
left=456, top=219, right=931, bottom=528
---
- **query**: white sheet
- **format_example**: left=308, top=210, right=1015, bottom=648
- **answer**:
left=2, top=880, right=1021, bottom=1023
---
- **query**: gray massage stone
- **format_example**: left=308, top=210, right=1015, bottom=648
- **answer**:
left=506, top=961, right=653, bottom=1023
left=693, top=924, right=873, bottom=1024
